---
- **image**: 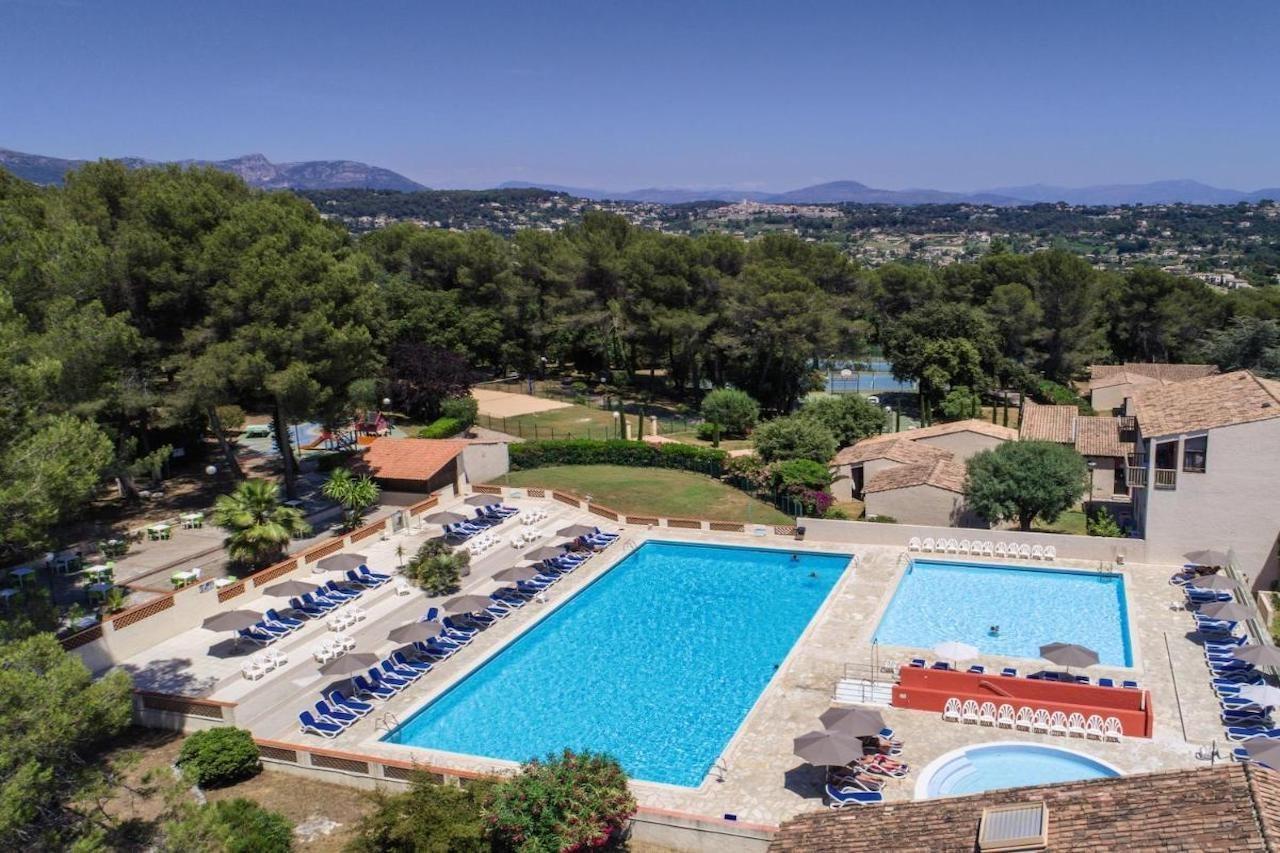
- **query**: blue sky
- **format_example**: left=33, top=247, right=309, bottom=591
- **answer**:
left=3, top=0, right=1278, bottom=190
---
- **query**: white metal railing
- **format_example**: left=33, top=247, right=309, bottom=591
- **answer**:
left=1153, top=468, right=1178, bottom=490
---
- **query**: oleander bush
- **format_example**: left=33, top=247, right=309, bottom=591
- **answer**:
left=176, top=727, right=261, bottom=788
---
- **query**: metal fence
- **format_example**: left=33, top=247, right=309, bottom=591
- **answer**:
left=476, top=411, right=699, bottom=441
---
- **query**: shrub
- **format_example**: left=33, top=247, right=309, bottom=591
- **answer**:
left=176, top=727, right=261, bottom=788
left=965, top=441, right=1090, bottom=531
left=1034, top=379, right=1095, bottom=415
left=406, top=541, right=469, bottom=595
left=695, top=421, right=719, bottom=441
left=441, top=395, right=479, bottom=430
left=484, top=750, right=637, bottom=852
left=752, top=415, right=838, bottom=463
left=938, top=386, right=982, bottom=422
left=700, top=388, right=760, bottom=437
left=508, top=439, right=727, bottom=474
left=313, top=449, right=355, bottom=472
left=214, top=404, right=246, bottom=433
left=347, top=771, right=490, bottom=853
left=418, top=417, right=464, bottom=439
left=771, top=458, right=833, bottom=492
left=160, top=798, right=292, bottom=853
left=1087, top=506, right=1124, bottom=537
left=822, top=506, right=851, bottom=520
left=798, top=394, right=887, bottom=446
left=865, top=514, right=899, bottom=523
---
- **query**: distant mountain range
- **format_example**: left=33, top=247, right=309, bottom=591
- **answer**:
left=501, top=178, right=1280, bottom=206
left=0, top=148, right=424, bottom=191
left=4, top=146, right=1279, bottom=205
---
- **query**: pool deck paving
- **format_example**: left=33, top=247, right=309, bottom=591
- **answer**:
left=108, top=493, right=1235, bottom=828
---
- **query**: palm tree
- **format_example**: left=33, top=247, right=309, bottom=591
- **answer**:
left=321, top=468, right=381, bottom=530
left=212, top=479, right=311, bottom=568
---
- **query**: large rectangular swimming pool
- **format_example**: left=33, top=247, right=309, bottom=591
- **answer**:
left=383, top=541, right=851, bottom=787
left=873, top=559, right=1133, bottom=666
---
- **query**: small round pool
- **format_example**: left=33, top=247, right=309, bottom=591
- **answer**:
left=915, top=742, right=1122, bottom=799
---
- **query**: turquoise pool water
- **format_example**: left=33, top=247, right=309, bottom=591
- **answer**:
left=383, top=542, right=850, bottom=787
left=874, top=559, right=1132, bottom=666
left=920, top=743, right=1120, bottom=797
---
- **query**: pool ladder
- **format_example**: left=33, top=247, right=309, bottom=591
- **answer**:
left=374, top=711, right=402, bottom=733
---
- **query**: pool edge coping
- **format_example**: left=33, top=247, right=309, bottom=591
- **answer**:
left=911, top=739, right=1127, bottom=800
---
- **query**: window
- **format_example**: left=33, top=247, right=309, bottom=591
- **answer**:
left=1183, top=435, right=1208, bottom=473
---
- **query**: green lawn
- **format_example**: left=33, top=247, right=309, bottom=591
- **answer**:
left=1031, top=508, right=1088, bottom=536
left=490, top=465, right=792, bottom=525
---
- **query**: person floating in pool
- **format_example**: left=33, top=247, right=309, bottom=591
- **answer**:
left=989, top=625, right=1000, bottom=636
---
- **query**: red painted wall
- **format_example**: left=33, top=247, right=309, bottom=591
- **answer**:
left=892, top=666, right=1153, bottom=738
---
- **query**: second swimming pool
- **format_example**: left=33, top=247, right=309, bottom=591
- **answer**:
left=383, top=541, right=851, bottom=786
left=873, top=559, right=1133, bottom=666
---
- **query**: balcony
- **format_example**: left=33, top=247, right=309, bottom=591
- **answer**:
left=1127, top=466, right=1148, bottom=488
left=1153, top=468, right=1178, bottom=490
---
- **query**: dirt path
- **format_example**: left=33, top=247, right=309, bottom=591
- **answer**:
left=473, top=388, right=572, bottom=417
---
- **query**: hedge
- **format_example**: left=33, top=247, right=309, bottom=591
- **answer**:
left=509, top=439, right=728, bottom=473
left=418, top=417, right=464, bottom=439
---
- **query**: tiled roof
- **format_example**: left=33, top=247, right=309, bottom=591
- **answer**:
left=1089, top=362, right=1218, bottom=390
left=359, top=437, right=467, bottom=482
left=770, top=763, right=1280, bottom=853
left=832, top=437, right=952, bottom=466
left=1019, top=401, right=1078, bottom=444
left=1130, top=370, right=1280, bottom=438
left=855, top=419, right=1018, bottom=445
left=863, top=457, right=968, bottom=494
left=1019, top=402, right=1132, bottom=457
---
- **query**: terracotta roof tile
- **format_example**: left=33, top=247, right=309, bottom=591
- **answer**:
left=359, top=437, right=467, bottom=483
left=1089, top=362, right=1218, bottom=390
left=832, top=438, right=952, bottom=466
left=863, top=457, right=968, bottom=494
left=771, top=763, right=1280, bottom=853
left=1075, top=415, right=1134, bottom=457
left=841, top=419, right=1017, bottom=451
left=1131, top=370, right=1280, bottom=437
left=1019, top=401, right=1078, bottom=444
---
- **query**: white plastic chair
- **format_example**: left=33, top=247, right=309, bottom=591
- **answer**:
left=908, top=537, right=921, bottom=552
left=1031, top=709, right=1051, bottom=733
left=1044, top=545, right=1057, bottom=561
left=312, top=645, right=335, bottom=664
left=1017, top=543, right=1032, bottom=559
left=1049, top=711, right=1068, bottom=736
left=1015, top=707, right=1034, bottom=731
left=241, top=660, right=265, bottom=680
left=335, top=633, right=357, bottom=651
left=958, top=539, right=972, bottom=556
left=1104, top=717, right=1124, bottom=741
left=394, top=578, right=412, bottom=596
left=1067, top=712, right=1087, bottom=737
left=921, top=538, right=935, bottom=553
left=942, top=698, right=962, bottom=722
left=961, top=699, right=980, bottom=724
left=983, top=541, right=995, bottom=556
left=1031, top=544, right=1045, bottom=560
left=266, top=648, right=287, bottom=667
left=1085, top=714, right=1105, bottom=739
left=978, top=701, right=997, bottom=726
left=997, top=704, right=1016, bottom=728
left=995, top=542, right=1009, bottom=558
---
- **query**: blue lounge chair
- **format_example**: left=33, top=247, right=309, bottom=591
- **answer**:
left=256, top=620, right=290, bottom=639
left=825, top=784, right=884, bottom=807
left=1227, top=726, right=1280, bottom=741
left=344, top=570, right=377, bottom=589
left=442, top=523, right=476, bottom=540
left=393, top=651, right=432, bottom=674
left=930, top=662, right=951, bottom=671
left=329, top=690, right=374, bottom=716
left=358, top=564, right=391, bottom=583
left=967, top=665, right=985, bottom=675
left=299, top=711, right=343, bottom=737
left=909, top=658, right=926, bottom=668
left=381, top=659, right=420, bottom=682
left=1098, top=678, right=1116, bottom=688
left=266, top=608, right=304, bottom=630
left=485, top=599, right=514, bottom=619
left=421, top=607, right=440, bottom=622
left=367, top=668, right=407, bottom=693
left=1074, top=675, right=1090, bottom=685
left=416, top=640, right=454, bottom=660
left=237, top=627, right=274, bottom=646
left=315, top=700, right=359, bottom=726
left=353, top=674, right=395, bottom=700
left=301, top=592, right=337, bottom=613
left=323, top=580, right=359, bottom=601
left=516, top=580, right=549, bottom=597
left=442, top=616, right=479, bottom=636
left=289, top=596, right=327, bottom=618
left=591, top=526, right=619, bottom=540
left=1000, top=667, right=1018, bottom=678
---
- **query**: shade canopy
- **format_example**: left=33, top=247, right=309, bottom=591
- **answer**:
left=524, top=545, right=570, bottom=561
left=817, top=706, right=886, bottom=738
left=424, top=511, right=467, bottom=525
left=1241, top=737, right=1280, bottom=770
left=318, top=653, right=379, bottom=677
left=1199, top=601, right=1253, bottom=622
left=933, top=641, right=979, bottom=663
left=316, top=554, right=368, bottom=572
left=793, top=729, right=863, bottom=766
left=1234, top=684, right=1280, bottom=708
left=1188, top=575, right=1240, bottom=591
left=202, top=610, right=265, bottom=632
left=387, top=621, right=445, bottom=644
left=557, top=524, right=598, bottom=538
left=465, top=495, right=502, bottom=506
left=1185, top=549, right=1232, bottom=567
left=1039, top=642, right=1100, bottom=668
left=493, top=565, right=542, bottom=583
left=443, top=594, right=495, bottom=614
left=1233, top=645, right=1280, bottom=668
left=263, top=579, right=320, bottom=598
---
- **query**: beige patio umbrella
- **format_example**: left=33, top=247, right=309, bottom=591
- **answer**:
left=443, top=594, right=495, bottom=615
left=1189, top=574, right=1239, bottom=591
left=793, top=729, right=863, bottom=766
left=818, top=707, right=886, bottom=738
left=316, top=553, right=368, bottom=572
left=1200, top=601, right=1253, bottom=622
left=1233, top=645, right=1280, bottom=668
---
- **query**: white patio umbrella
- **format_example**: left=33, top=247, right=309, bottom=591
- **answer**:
left=934, top=641, right=979, bottom=667
left=1233, top=684, right=1280, bottom=709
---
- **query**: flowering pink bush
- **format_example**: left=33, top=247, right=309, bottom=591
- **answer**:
left=484, top=750, right=636, bottom=852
